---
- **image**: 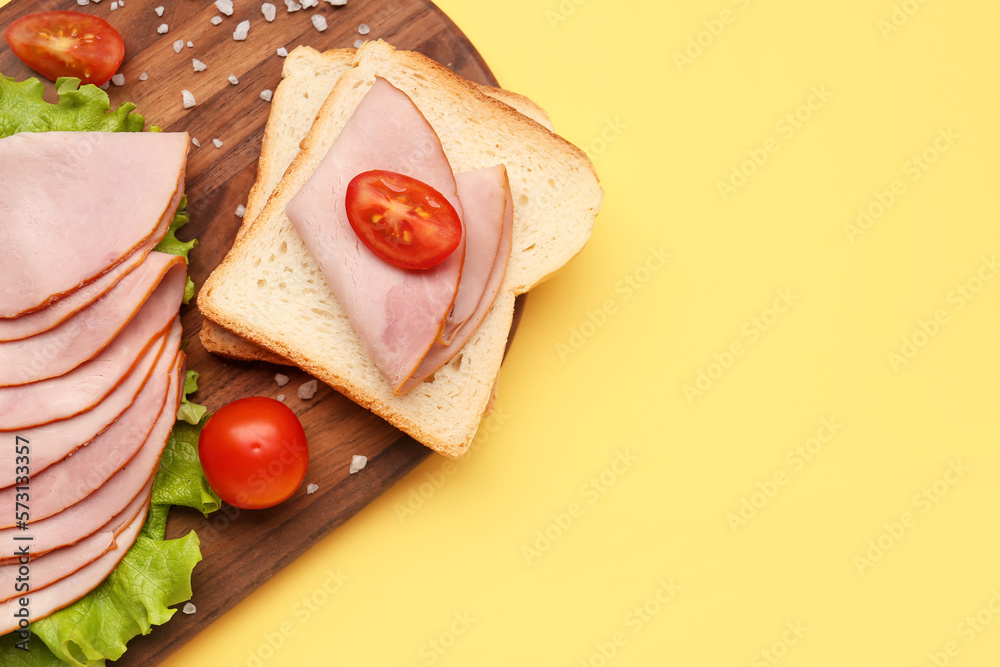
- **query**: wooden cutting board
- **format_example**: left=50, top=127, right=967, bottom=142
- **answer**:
left=0, top=1, right=520, bottom=664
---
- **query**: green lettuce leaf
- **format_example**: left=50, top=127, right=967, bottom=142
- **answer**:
left=0, top=76, right=144, bottom=137
left=154, top=196, right=198, bottom=305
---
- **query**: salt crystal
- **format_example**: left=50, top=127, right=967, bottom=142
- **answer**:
left=191, top=137, right=201, bottom=147
left=173, top=40, right=184, bottom=53
left=311, top=14, right=327, bottom=31
left=155, top=5, right=164, bottom=16
left=306, top=483, right=319, bottom=494
left=139, top=72, right=148, bottom=81
left=276, top=47, right=288, bottom=57
left=353, top=39, right=364, bottom=49
left=298, top=379, right=318, bottom=400
left=187, top=41, right=194, bottom=48
left=211, top=15, right=223, bottom=25
left=99, top=82, right=110, bottom=90
left=260, top=89, right=273, bottom=102
left=111, top=73, right=125, bottom=86
left=192, top=59, right=207, bottom=72
left=349, top=455, right=367, bottom=474
left=326, top=0, right=347, bottom=5
left=235, top=204, right=246, bottom=217
left=110, top=1, right=118, bottom=9
left=285, top=0, right=301, bottom=11
left=275, top=373, right=289, bottom=386
left=91, top=0, right=102, bottom=4
left=213, top=138, right=223, bottom=148
left=358, top=23, right=370, bottom=35
left=157, top=23, right=168, bottom=34
left=77, top=0, right=89, bottom=6
left=276, top=393, right=285, bottom=402
left=182, top=602, right=196, bottom=615
left=119, top=1, right=124, bottom=6
left=262, top=2, right=276, bottom=21
left=301, top=0, right=318, bottom=7
left=215, top=0, right=234, bottom=16
left=233, top=19, right=250, bottom=41
left=181, top=90, right=196, bottom=108
left=227, top=74, right=239, bottom=85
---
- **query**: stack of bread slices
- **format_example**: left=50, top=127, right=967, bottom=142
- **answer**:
left=198, top=41, right=603, bottom=458
left=0, top=131, right=189, bottom=630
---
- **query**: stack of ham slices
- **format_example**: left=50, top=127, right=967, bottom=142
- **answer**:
left=284, top=77, right=513, bottom=395
left=0, top=130, right=189, bottom=632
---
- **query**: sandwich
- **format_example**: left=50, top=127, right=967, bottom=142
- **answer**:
left=199, top=40, right=603, bottom=458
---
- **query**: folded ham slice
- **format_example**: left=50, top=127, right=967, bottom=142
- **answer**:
left=0, top=479, right=149, bottom=604
left=398, top=165, right=513, bottom=394
left=0, top=345, right=176, bottom=526
left=0, top=272, right=182, bottom=429
left=0, top=319, right=177, bottom=481
left=0, top=480, right=151, bottom=635
left=0, top=131, right=188, bottom=318
left=285, top=77, right=465, bottom=392
left=0, top=253, right=186, bottom=386
left=0, top=351, right=181, bottom=562
left=0, top=208, right=175, bottom=342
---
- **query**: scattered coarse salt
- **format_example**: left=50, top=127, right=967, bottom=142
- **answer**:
left=99, top=81, right=110, bottom=90
left=91, top=0, right=102, bottom=4
left=298, top=379, right=318, bottom=400
left=181, top=89, right=196, bottom=108
left=227, top=74, right=239, bottom=85
left=192, top=59, right=207, bottom=72
left=262, top=2, right=276, bottom=21
left=110, top=1, right=118, bottom=9
left=119, top=1, right=124, bottom=6
left=353, top=39, right=364, bottom=49
left=306, top=483, right=319, bottom=494
left=275, top=373, right=290, bottom=387
left=111, top=73, right=125, bottom=86
left=157, top=23, right=168, bottom=34
left=77, top=0, right=89, bottom=7
left=276, top=46, right=289, bottom=57
left=358, top=23, right=370, bottom=35
left=260, top=89, right=273, bottom=102
left=326, top=0, right=347, bottom=6
left=173, top=40, right=183, bottom=53
left=301, top=0, right=318, bottom=7
left=182, top=603, right=196, bottom=615
left=233, top=19, right=250, bottom=41
left=235, top=204, right=246, bottom=217
left=276, top=393, right=285, bottom=402
left=311, top=14, right=327, bottom=31
left=212, top=138, right=223, bottom=148
left=349, top=455, right=367, bottom=474
left=285, top=0, right=301, bottom=11
left=215, top=0, right=234, bottom=16
left=187, top=41, right=194, bottom=48
left=191, top=137, right=201, bottom=147
left=155, top=5, right=164, bottom=15
left=211, top=15, right=223, bottom=25
left=139, top=72, right=148, bottom=81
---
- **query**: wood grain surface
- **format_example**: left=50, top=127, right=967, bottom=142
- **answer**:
left=0, top=1, right=519, bottom=664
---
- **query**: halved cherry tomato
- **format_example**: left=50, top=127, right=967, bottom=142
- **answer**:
left=5, top=11, right=125, bottom=86
left=345, top=169, right=463, bottom=270
left=198, top=397, right=309, bottom=510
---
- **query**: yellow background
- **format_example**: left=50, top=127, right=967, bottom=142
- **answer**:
left=180, top=1, right=1000, bottom=666
left=6, top=0, right=1000, bottom=664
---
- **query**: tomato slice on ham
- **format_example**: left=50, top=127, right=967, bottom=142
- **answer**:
left=5, top=11, right=125, bottom=86
left=345, top=169, right=463, bottom=270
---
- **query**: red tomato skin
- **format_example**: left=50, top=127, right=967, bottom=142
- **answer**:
left=345, top=169, right=463, bottom=270
left=198, top=397, right=309, bottom=510
left=5, top=11, right=125, bottom=86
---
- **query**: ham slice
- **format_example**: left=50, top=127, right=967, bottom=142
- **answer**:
left=0, top=319, right=177, bottom=481
left=398, top=166, right=514, bottom=393
left=0, top=210, right=174, bottom=343
left=0, top=482, right=148, bottom=604
left=0, top=269, right=183, bottom=430
left=0, top=352, right=181, bottom=562
left=0, top=253, right=186, bottom=386
left=0, top=131, right=188, bottom=318
left=285, top=77, right=466, bottom=392
left=0, top=481, right=150, bottom=635
left=0, top=346, right=175, bottom=526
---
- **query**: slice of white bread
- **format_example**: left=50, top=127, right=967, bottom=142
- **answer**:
left=198, top=40, right=602, bottom=457
left=200, top=46, right=555, bottom=365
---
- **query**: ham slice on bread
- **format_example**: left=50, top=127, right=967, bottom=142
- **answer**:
left=0, top=131, right=186, bottom=318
